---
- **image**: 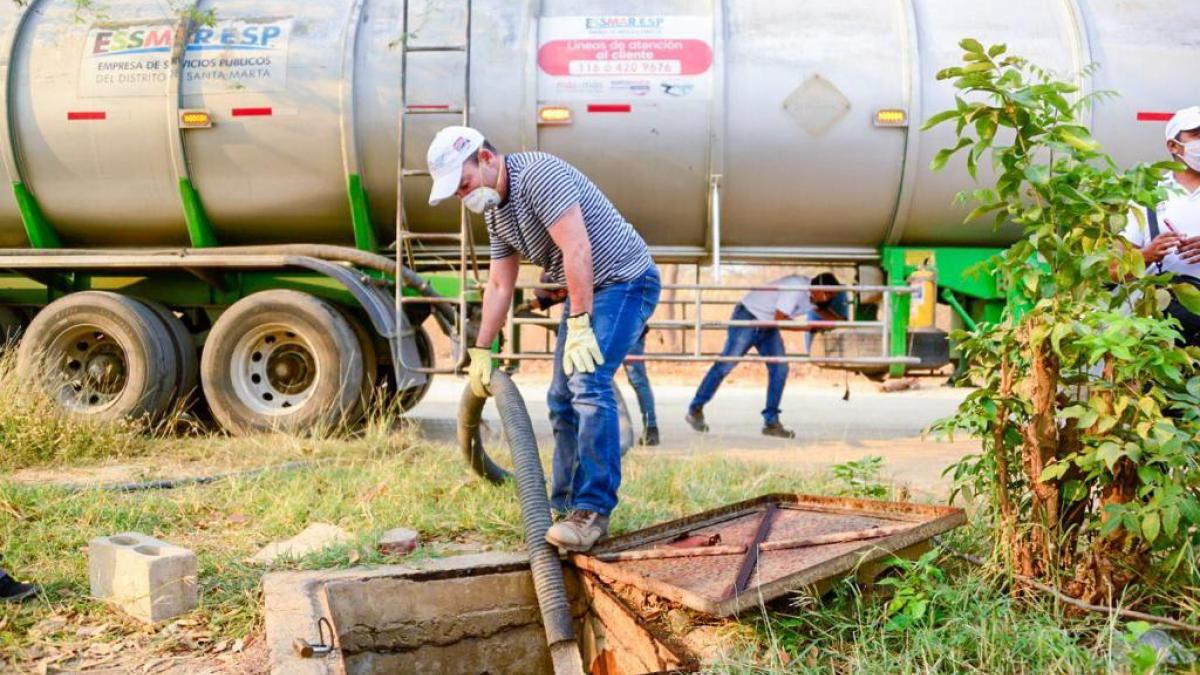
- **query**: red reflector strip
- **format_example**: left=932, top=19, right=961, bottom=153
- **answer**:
left=67, top=111, right=106, bottom=121
left=587, top=104, right=632, bottom=113
left=231, top=107, right=272, bottom=117
left=1137, top=112, right=1174, bottom=122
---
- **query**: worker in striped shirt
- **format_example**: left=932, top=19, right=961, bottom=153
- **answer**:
left=427, top=126, right=660, bottom=552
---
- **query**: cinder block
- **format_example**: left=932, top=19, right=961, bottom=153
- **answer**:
left=88, top=532, right=197, bottom=624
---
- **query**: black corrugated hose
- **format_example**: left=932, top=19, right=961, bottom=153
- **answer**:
left=458, top=370, right=582, bottom=673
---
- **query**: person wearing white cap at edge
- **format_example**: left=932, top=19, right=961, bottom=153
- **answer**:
left=426, top=126, right=660, bottom=553
left=1121, top=106, right=1200, bottom=345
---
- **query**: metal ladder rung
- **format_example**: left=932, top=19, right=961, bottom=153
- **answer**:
left=400, top=232, right=465, bottom=242
left=405, top=107, right=465, bottom=115
left=401, top=169, right=431, bottom=177
left=405, top=45, right=467, bottom=53
left=399, top=296, right=457, bottom=305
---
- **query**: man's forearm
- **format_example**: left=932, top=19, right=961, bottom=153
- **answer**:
left=563, top=241, right=594, bottom=315
left=476, top=283, right=514, bottom=348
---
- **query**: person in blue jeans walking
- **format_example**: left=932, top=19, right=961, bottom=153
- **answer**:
left=529, top=276, right=660, bottom=446
left=622, top=327, right=659, bottom=446
left=686, top=273, right=845, bottom=438
left=426, top=126, right=659, bottom=552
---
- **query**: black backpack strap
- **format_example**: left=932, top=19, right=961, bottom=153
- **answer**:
left=1149, top=208, right=1160, bottom=240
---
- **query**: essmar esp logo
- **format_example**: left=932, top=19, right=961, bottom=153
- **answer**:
left=91, top=21, right=285, bottom=57
left=585, top=16, right=664, bottom=31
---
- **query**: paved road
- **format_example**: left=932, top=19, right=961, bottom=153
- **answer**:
left=407, top=375, right=979, bottom=497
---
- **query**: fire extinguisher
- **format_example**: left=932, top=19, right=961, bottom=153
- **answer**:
left=908, top=260, right=937, bottom=329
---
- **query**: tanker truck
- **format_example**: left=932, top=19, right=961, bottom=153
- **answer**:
left=0, top=0, right=1196, bottom=436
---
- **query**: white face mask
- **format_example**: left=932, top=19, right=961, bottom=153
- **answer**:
left=1173, top=139, right=1200, bottom=173
left=463, top=162, right=501, bottom=214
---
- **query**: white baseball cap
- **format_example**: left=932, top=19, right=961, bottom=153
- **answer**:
left=426, top=126, right=485, bottom=206
left=1165, top=106, right=1200, bottom=142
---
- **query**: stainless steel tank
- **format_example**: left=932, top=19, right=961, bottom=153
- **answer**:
left=0, top=0, right=1196, bottom=257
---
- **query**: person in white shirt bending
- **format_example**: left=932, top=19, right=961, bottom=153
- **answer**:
left=685, top=273, right=844, bottom=438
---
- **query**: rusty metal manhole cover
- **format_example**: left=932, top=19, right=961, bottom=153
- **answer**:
left=571, top=494, right=965, bottom=617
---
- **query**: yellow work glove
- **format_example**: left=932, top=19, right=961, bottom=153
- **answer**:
left=562, top=313, right=605, bottom=376
left=467, top=347, right=494, bottom=398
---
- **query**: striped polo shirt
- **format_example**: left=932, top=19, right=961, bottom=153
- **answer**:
left=484, top=152, right=653, bottom=287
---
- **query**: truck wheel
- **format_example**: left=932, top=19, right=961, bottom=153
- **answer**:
left=334, top=305, right=378, bottom=421
left=396, top=324, right=434, bottom=412
left=18, top=292, right=180, bottom=422
left=0, top=306, right=25, bottom=347
left=136, top=299, right=199, bottom=409
left=201, top=290, right=364, bottom=435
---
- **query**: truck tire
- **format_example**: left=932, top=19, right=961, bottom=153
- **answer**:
left=333, top=305, right=378, bottom=421
left=201, top=290, right=364, bottom=435
left=136, top=298, right=199, bottom=409
left=0, top=306, right=25, bottom=348
left=18, top=292, right=180, bottom=423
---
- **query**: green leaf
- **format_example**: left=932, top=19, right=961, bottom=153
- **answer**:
left=1039, top=462, right=1068, bottom=482
left=1180, top=498, right=1200, bottom=524
left=1172, top=282, right=1200, bottom=315
left=987, top=44, right=1007, bottom=58
left=931, top=138, right=972, bottom=172
left=921, top=109, right=961, bottom=131
left=1142, top=512, right=1160, bottom=543
left=1062, top=480, right=1087, bottom=502
left=1050, top=323, right=1071, bottom=356
left=962, top=61, right=994, bottom=74
left=1137, top=465, right=1163, bottom=485
left=1024, top=165, right=1051, bottom=186
left=1045, top=91, right=1072, bottom=117
left=1059, top=128, right=1100, bottom=152
left=1163, top=506, right=1180, bottom=537
left=1093, top=414, right=1118, bottom=435
left=1097, top=441, right=1124, bottom=470
left=959, top=38, right=985, bottom=56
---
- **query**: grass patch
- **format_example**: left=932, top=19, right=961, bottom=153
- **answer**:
left=711, top=554, right=1150, bottom=673
left=0, top=403, right=1196, bottom=672
left=0, top=352, right=153, bottom=470
left=0, top=424, right=834, bottom=668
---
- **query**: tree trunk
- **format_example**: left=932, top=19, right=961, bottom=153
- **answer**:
left=992, top=354, right=1024, bottom=573
left=1018, top=325, right=1060, bottom=575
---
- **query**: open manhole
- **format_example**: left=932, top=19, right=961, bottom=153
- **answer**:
left=264, top=495, right=964, bottom=674
left=263, top=553, right=697, bottom=675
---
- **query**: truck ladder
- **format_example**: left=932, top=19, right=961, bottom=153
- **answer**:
left=394, top=0, right=479, bottom=375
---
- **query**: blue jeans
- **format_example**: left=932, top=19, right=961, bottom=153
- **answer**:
left=548, top=267, right=661, bottom=516
left=805, top=292, right=850, bottom=352
left=622, top=333, right=656, bottom=429
left=689, top=304, right=788, bottom=425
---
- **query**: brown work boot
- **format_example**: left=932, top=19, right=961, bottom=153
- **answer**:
left=545, top=509, right=609, bottom=552
left=762, top=421, right=796, bottom=439
left=685, top=407, right=709, bottom=433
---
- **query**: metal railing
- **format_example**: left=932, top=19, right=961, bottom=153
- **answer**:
left=495, top=281, right=921, bottom=367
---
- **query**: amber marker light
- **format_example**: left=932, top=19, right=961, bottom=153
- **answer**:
left=179, top=109, right=213, bottom=128
left=538, top=106, right=573, bottom=125
left=874, top=109, right=909, bottom=128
